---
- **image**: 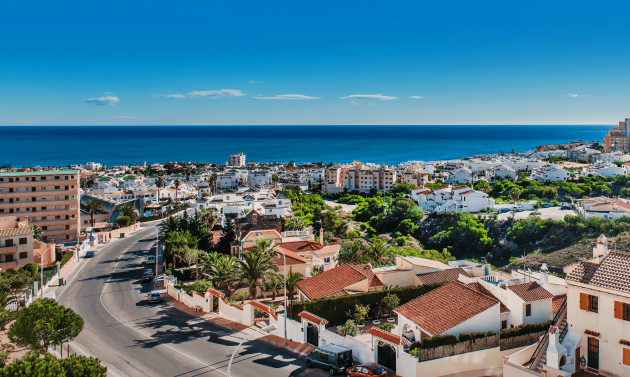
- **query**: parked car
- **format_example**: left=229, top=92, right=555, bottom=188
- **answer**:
left=145, top=255, right=156, bottom=264
left=147, top=291, right=162, bottom=303
left=142, top=270, right=155, bottom=283
left=514, top=206, right=525, bottom=212
left=541, top=203, right=554, bottom=208
left=345, top=363, right=387, bottom=377
left=561, top=204, right=572, bottom=210
left=499, top=208, right=510, bottom=213
left=84, top=251, right=95, bottom=258
left=306, top=344, right=353, bottom=375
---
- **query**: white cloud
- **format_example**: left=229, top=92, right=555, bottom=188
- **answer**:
left=114, top=116, right=135, bottom=119
left=411, top=96, right=423, bottom=99
left=339, top=94, right=397, bottom=100
left=248, top=81, right=263, bottom=84
left=350, top=100, right=359, bottom=105
left=567, top=94, right=578, bottom=97
left=566, top=94, right=588, bottom=97
left=253, top=94, right=320, bottom=100
left=153, top=93, right=186, bottom=98
left=188, top=89, right=246, bottom=98
left=84, top=95, right=120, bottom=106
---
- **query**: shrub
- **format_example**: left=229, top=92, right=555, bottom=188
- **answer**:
left=486, top=331, right=497, bottom=337
left=22, top=262, right=39, bottom=277
left=116, top=216, right=131, bottom=228
left=500, top=320, right=551, bottom=339
left=164, top=270, right=172, bottom=275
left=346, top=230, right=361, bottom=238
left=459, top=331, right=487, bottom=342
left=359, top=223, right=367, bottom=231
left=379, top=323, right=394, bottom=333
left=60, top=252, right=74, bottom=268
left=337, top=319, right=358, bottom=337
left=395, top=236, right=407, bottom=246
left=422, top=334, right=458, bottom=349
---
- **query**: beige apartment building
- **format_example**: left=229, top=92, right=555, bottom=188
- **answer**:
left=402, top=165, right=428, bottom=186
left=0, top=170, right=81, bottom=243
left=0, top=216, right=55, bottom=271
left=343, top=161, right=397, bottom=192
left=603, top=118, right=630, bottom=153
left=228, top=153, right=246, bottom=167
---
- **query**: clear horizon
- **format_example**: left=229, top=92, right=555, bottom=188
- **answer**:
left=2, top=1, right=629, bottom=126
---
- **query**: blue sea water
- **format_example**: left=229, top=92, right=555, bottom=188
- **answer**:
left=0, top=125, right=610, bottom=168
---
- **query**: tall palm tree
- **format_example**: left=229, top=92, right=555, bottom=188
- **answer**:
left=336, top=240, right=369, bottom=265
left=203, top=253, right=241, bottom=298
left=174, top=179, right=181, bottom=201
left=265, top=274, right=283, bottom=300
left=84, top=199, right=104, bottom=227
left=366, top=238, right=392, bottom=267
left=238, top=247, right=278, bottom=300
left=286, top=271, right=303, bottom=317
left=156, top=177, right=165, bottom=204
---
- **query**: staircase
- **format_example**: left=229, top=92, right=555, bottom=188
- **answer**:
left=529, top=297, right=568, bottom=372
left=535, top=352, right=547, bottom=372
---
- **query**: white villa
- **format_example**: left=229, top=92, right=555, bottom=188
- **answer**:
left=530, top=164, right=570, bottom=183
left=410, top=185, right=494, bottom=213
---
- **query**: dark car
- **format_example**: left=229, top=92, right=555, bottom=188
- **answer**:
left=84, top=251, right=95, bottom=258
left=306, top=344, right=353, bottom=375
left=499, top=208, right=510, bottom=213
left=346, top=363, right=387, bottom=377
left=142, top=270, right=155, bottom=283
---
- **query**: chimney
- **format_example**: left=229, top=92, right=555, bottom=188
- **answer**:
left=593, top=234, right=609, bottom=259
left=540, top=263, right=549, bottom=285
left=24, top=216, right=29, bottom=227
left=319, top=227, right=324, bottom=246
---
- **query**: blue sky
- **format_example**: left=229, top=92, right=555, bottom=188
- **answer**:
left=1, top=0, right=629, bottom=125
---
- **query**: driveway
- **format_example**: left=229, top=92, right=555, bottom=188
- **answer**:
left=497, top=207, right=577, bottom=221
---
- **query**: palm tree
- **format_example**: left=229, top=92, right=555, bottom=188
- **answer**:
left=84, top=199, right=104, bottom=227
left=336, top=240, right=369, bottom=265
left=156, top=177, right=165, bottom=204
left=174, top=179, right=181, bottom=201
left=509, top=187, right=522, bottom=205
left=203, top=253, right=241, bottom=299
left=238, top=247, right=278, bottom=300
left=265, top=274, right=283, bottom=300
left=163, top=231, right=196, bottom=270
left=120, top=203, right=136, bottom=223
left=366, top=238, right=392, bottom=267
left=286, top=271, right=303, bottom=317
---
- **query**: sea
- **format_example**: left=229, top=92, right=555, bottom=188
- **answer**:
left=0, top=125, right=611, bottom=168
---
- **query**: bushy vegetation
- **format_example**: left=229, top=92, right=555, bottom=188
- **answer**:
left=499, top=320, right=551, bottom=339
left=421, top=334, right=458, bottom=349
left=0, top=354, right=106, bottom=377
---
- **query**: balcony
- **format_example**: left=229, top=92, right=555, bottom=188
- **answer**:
left=0, top=260, right=18, bottom=271
left=0, top=246, right=17, bottom=254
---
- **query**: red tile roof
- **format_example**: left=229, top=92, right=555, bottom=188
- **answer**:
left=367, top=327, right=410, bottom=345
left=295, top=263, right=380, bottom=300
left=0, top=227, right=33, bottom=238
left=394, top=282, right=499, bottom=336
left=567, top=250, right=630, bottom=294
left=298, top=311, right=328, bottom=325
left=416, top=268, right=470, bottom=285
left=552, top=294, right=567, bottom=315
left=464, top=282, right=510, bottom=313
left=507, top=281, right=554, bottom=302
left=277, top=241, right=324, bottom=254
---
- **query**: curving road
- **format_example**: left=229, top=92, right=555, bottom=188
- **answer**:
left=56, top=225, right=325, bottom=377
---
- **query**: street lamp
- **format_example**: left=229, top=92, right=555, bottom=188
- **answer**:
left=227, top=324, right=277, bottom=377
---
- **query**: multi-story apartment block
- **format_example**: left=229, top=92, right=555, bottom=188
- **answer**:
left=0, top=216, right=55, bottom=271
left=228, top=153, right=246, bottom=167
left=342, top=161, right=397, bottom=192
left=323, top=165, right=348, bottom=194
left=604, top=118, right=630, bottom=153
left=0, top=170, right=81, bottom=243
left=402, top=166, right=428, bottom=186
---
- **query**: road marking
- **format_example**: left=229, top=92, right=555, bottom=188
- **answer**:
left=99, top=229, right=229, bottom=377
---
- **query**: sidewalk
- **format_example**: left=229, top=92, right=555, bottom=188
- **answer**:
left=162, top=295, right=314, bottom=356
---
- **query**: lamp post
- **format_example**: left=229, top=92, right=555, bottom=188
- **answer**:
left=227, top=324, right=277, bottom=377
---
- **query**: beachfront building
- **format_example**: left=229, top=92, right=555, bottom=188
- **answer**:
left=0, top=170, right=81, bottom=242
left=323, top=164, right=349, bottom=194
left=604, top=118, right=630, bottom=153
left=445, top=166, right=475, bottom=184
left=463, top=159, right=502, bottom=175
left=342, top=161, right=397, bottom=193
left=529, top=164, right=570, bottom=183
left=228, top=153, right=246, bottom=167
left=410, top=185, right=494, bottom=213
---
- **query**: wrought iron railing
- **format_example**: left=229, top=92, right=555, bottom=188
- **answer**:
left=559, top=323, right=568, bottom=343
left=527, top=333, right=549, bottom=370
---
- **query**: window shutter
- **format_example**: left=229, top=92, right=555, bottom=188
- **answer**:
left=615, top=301, right=623, bottom=319
left=580, top=293, right=588, bottom=311
left=623, top=348, right=630, bottom=366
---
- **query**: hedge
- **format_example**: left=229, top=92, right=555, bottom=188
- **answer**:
left=459, top=331, right=495, bottom=342
left=60, top=252, right=74, bottom=268
left=290, top=283, right=445, bottom=326
left=421, top=334, right=458, bottom=349
left=500, top=320, right=551, bottom=339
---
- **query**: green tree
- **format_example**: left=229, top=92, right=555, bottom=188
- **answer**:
left=115, top=216, right=131, bottom=228
left=22, top=262, right=39, bottom=277
left=119, top=203, right=136, bottom=223
left=218, top=218, right=236, bottom=253
left=381, top=293, right=400, bottom=318
left=202, top=253, right=241, bottom=299
left=397, top=219, right=419, bottom=236
left=30, top=225, right=43, bottom=241
left=474, top=180, right=491, bottom=193
left=238, top=247, right=278, bottom=300
left=286, top=271, right=304, bottom=317
left=0, top=354, right=107, bottom=377
left=509, top=187, right=522, bottom=204
left=83, top=199, right=103, bottom=227
left=8, top=298, right=83, bottom=352
left=174, top=179, right=181, bottom=201
left=156, top=176, right=165, bottom=203
left=366, top=238, right=393, bottom=267
left=337, top=240, right=369, bottom=265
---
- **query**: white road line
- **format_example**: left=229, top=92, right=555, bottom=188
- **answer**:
left=98, top=229, right=229, bottom=376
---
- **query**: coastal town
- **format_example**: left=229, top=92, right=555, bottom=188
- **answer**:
left=1, top=119, right=630, bottom=376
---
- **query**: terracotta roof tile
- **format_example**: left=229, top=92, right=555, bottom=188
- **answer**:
left=295, top=263, right=378, bottom=300
left=552, top=294, right=567, bottom=315
left=464, top=282, right=510, bottom=313
left=298, top=311, right=328, bottom=325
left=367, top=327, right=410, bottom=345
left=277, top=241, right=323, bottom=253
left=416, top=267, right=470, bottom=285
left=507, top=281, right=554, bottom=302
left=394, top=282, right=499, bottom=336
left=0, top=227, right=33, bottom=238
left=567, top=250, right=630, bottom=293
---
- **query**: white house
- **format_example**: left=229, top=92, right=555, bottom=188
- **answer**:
left=583, top=161, right=628, bottom=177
left=446, top=166, right=475, bottom=184
left=410, top=185, right=494, bottom=213
left=486, top=165, right=517, bottom=181
left=530, top=164, right=570, bottom=183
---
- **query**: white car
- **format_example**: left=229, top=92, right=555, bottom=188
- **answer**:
left=147, top=292, right=162, bottom=303
left=145, top=255, right=156, bottom=264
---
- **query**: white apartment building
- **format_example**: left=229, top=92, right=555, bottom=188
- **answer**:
left=463, top=159, right=502, bottom=175
left=228, top=153, right=246, bottom=167
left=583, top=161, right=628, bottom=177
left=592, top=152, right=630, bottom=163
left=248, top=170, right=272, bottom=186
left=501, top=157, right=546, bottom=172
left=530, top=164, right=570, bottom=183
left=410, top=185, right=495, bottom=213
left=445, top=166, right=475, bottom=184
left=486, top=165, right=517, bottom=181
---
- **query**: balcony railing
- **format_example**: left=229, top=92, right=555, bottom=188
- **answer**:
left=0, top=260, right=18, bottom=270
left=0, top=246, right=17, bottom=254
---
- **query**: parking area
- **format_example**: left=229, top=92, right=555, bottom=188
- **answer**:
left=323, top=199, right=358, bottom=214
left=496, top=206, right=577, bottom=221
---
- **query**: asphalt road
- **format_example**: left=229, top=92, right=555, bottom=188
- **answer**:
left=496, top=206, right=577, bottom=221
left=57, top=225, right=327, bottom=377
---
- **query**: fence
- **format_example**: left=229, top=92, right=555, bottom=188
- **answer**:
left=500, top=331, right=546, bottom=351
left=418, top=335, right=500, bottom=362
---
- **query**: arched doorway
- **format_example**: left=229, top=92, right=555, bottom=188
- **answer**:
left=307, top=323, right=319, bottom=346
left=377, top=342, right=396, bottom=372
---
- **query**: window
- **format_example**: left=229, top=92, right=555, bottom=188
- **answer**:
left=580, top=293, right=599, bottom=313
left=614, top=301, right=630, bottom=321
left=19, top=252, right=27, bottom=259
left=18, top=238, right=27, bottom=245
left=41, top=226, right=47, bottom=230
left=525, top=304, right=532, bottom=316
left=55, top=186, right=60, bottom=190
left=5, top=239, right=14, bottom=247
left=55, top=176, right=60, bottom=180
left=319, top=352, right=328, bottom=361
